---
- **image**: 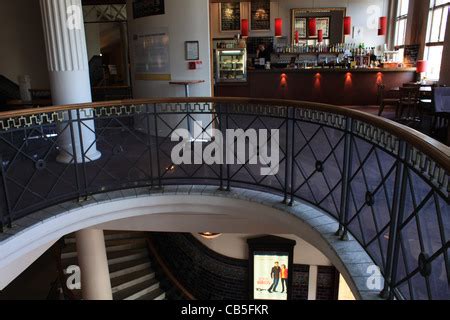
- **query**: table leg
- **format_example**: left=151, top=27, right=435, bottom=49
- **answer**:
left=184, top=84, right=192, bottom=136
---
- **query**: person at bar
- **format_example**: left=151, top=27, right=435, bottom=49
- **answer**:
left=255, top=43, right=271, bottom=69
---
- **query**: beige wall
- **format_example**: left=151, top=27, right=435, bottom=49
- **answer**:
left=0, top=0, right=49, bottom=88
left=211, top=0, right=389, bottom=49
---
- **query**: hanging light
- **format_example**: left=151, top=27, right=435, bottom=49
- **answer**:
left=344, top=16, right=352, bottom=35
left=199, top=232, right=222, bottom=240
left=275, top=18, right=283, bottom=37
left=309, top=18, right=317, bottom=37
left=318, top=30, right=323, bottom=43
left=241, top=19, right=249, bottom=38
left=378, top=16, right=387, bottom=36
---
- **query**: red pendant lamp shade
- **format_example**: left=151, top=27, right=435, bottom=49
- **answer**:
left=318, top=30, right=323, bottom=42
left=378, top=16, right=387, bottom=36
left=309, top=18, right=317, bottom=37
left=275, top=18, right=283, bottom=37
left=416, top=60, right=428, bottom=73
left=344, top=16, right=352, bottom=35
left=241, top=19, right=249, bottom=37
left=295, top=31, right=299, bottom=44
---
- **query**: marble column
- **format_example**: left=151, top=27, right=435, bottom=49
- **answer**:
left=40, top=0, right=101, bottom=163
left=75, top=229, right=112, bottom=300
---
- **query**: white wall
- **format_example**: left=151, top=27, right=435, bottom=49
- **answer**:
left=0, top=0, right=49, bottom=88
left=211, top=0, right=389, bottom=49
left=127, top=0, right=212, bottom=98
left=193, top=233, right=332, bottom=266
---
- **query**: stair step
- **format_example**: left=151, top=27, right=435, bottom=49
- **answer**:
left=61, top=242, right=147, bottom=259
left=113, top=278, right=160, bottom=300
left=103, top=231, right=148, bottom=241
left=111, top=269, right=156, bottom=293
left=107, top=249, right=148, bottom=265
left=138, top=288, right=166, bottom=300
left=64, top=232, right=148, bottom=245
left=109, top=259, right=152, bottom=279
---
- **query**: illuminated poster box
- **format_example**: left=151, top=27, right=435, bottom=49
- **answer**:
left=247, top=236, right=296, bottom=300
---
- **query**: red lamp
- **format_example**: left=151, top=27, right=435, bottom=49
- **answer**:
left=378, top=16, right=387, bottom=36
left=295, top=31, right=299, bottom=44
left=416, top=60, right=428, bottom=73
left=416, top=60, right=428, bottom=83
left=318, top=30, right=323, bottom=43
left=275, top=18, right=283, bottom=37
left=241, top=19, right=249, bottom=38
left=309, top=18, right=317, bottom=37
left=344, top=16, right=352, bottom=36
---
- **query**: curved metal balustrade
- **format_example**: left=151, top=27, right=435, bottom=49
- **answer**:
left=0, top=98, right=448, bottom=300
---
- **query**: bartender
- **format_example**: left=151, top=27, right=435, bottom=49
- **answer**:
left=255, top=43, right=271, bottom=69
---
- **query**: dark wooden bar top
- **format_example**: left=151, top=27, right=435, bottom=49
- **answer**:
left=215, top=68, right=416, bottom=105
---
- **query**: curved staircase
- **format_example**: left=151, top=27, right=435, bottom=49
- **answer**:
left=59, top=231, right=166, bottom=300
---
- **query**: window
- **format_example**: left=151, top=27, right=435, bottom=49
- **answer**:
left=424, top=0, right=450, bottom=80
left=394, top=0, right=410, bottom=62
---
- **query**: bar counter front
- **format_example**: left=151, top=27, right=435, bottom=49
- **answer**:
left=215, top=68, right=416, bottom=106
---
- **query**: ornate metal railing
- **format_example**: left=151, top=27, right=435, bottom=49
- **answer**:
left=0, top=98, right=448, bottom=300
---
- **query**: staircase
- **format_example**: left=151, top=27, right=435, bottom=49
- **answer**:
left=60, top=231, right=166, bottom=300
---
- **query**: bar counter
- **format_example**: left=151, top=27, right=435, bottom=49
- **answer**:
left=215, top=68, right=416, bottom=105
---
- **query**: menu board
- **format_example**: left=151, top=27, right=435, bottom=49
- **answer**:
left=251, top=0, right=271, bottom=31
left=403, top=44, right=420, bottom=67
left=220, top=3, right=241, bottom=31
left=133, top=0, right=165, bottom=19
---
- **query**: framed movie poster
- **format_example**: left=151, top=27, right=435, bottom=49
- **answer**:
left=251, top=0, right=271, bottom=31
left=133, top=0, right=165, bottom=19
left=220, top=3, right=241, bottom=32
left=247, top=236, right=296, bottom=300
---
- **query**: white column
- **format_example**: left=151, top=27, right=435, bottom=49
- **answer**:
left=40, top=0, right=101, bottom=163
left=308, top=265, right=318, bottom=300
left=76, top=229, right=112, bottom=300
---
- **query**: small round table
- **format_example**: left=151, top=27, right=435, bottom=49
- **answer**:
left=169, top=80, right=205, bottom=97
left=169, top=80, right=206, bottom=140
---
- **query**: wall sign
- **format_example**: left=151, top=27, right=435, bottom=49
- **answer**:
left=133, top=0, right=165, bottom=19
left=220, top=3, right=241, bottom=32
left=251, top=0, right=271, bottom=31
left=247, top=236, right=296, bottom=300
left=185, top=41, right=200, bottom=61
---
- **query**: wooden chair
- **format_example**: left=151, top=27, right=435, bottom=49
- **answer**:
left=398, top=86, right=420, bottom=121
left=377, top=84, right=399, bottom=117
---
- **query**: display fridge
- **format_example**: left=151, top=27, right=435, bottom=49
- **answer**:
left=215, top=48, right=247, bottom=83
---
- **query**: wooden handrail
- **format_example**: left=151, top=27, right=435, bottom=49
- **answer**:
left=0, top=97, right=448, bottom=172
left=146, top=236, right=196, bottom=300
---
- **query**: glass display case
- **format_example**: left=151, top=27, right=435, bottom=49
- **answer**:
left=216, top=48, right=247, bottom=83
